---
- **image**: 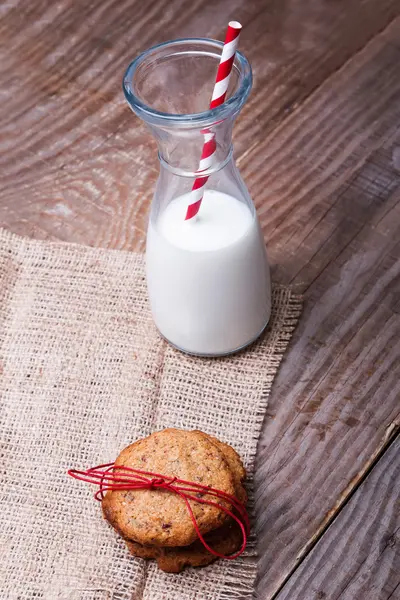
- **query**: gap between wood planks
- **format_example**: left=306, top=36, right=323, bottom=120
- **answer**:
left=240, top=15, right=400, bottom=597
left=269, top=421, right=400, bottom=600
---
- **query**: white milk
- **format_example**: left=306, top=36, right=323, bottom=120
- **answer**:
left=146, top=190, right=271, bottom=355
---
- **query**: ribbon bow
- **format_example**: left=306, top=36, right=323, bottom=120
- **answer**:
left=68, top=463, right=249, bottom=559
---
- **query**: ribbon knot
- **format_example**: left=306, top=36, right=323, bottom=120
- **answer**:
left=68, top=463, right=249, bottom=560
left=149, top=477, right=165, bottom=488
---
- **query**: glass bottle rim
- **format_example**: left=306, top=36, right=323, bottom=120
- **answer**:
left=123, top=37, right=252, bottom=128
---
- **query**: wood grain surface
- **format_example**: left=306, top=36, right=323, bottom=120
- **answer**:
left=276, top=438, right=400, bottom=600
left=1, top=0, right=400, bottom=598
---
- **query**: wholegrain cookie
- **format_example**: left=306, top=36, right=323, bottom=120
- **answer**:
left=126, top=520, right=243, bottom=573
left=197, top=432, right=247, bottom=504
left=124, top=540, right=161, bottom=561
left=102, top=429, right=237, bottom=547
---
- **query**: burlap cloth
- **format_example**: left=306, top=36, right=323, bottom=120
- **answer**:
left=0, top=228, right=302, bottom=600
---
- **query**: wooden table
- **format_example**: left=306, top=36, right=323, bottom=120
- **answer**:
left=1, top=1, right=399, bottom=598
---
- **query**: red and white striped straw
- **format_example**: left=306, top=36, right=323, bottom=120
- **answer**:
left=185, top=21, right=242, bottom=220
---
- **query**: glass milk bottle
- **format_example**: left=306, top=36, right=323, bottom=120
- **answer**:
left=123, top=38, right=271, bottom=356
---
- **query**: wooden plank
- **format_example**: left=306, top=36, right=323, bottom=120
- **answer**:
left=234, top=0, right=400, bottom=155
left=275, top=437, right=400, bottom=600
left=0, top=0, right=255, bottom=248
left=251, top=20, right=400, bottom=598
left=238, top=29, right=400, bottom=287
left=1, top=0, right=400, bottom=249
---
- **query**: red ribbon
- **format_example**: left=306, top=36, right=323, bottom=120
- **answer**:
left=68, top=463, right=249, bottom=560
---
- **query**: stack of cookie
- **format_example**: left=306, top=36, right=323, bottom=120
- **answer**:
left=102, top=428, right=247, bottom=573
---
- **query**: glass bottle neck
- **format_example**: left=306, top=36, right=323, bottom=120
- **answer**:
left=158, top=144, right=233, bottom=177
left=123, top=38, right=252, bottom=177
left=147, top=118, right=235, bottom=177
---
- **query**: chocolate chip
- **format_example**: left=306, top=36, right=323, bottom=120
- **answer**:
left=162, top=523, right=171, bottom=530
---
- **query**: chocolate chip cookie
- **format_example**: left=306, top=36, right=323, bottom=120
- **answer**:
left=125, top=520, right=243, bottom=573
left=197, top=432, right=247, bottom=504
left=102, top=429, right=237, bottom=547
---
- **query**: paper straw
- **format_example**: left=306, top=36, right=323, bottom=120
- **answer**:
left=185, top=21, right=242, bottom=220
